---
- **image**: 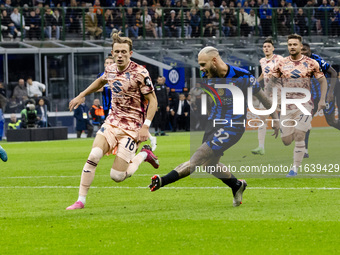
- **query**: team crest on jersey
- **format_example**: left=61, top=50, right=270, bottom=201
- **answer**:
left=125, top=72, right=130, bottom=80
left=303, top=62, right=308, bottom=68
left=217, top=88, right=224, bottom=96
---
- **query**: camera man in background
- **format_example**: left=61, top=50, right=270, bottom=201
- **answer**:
left=21, top=99, right=38, bottom=128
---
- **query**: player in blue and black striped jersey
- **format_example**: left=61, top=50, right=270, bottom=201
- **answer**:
left=301, top=43, right=340, bottom=158
left=149, top=46, right=279, bottom=207
left=97, top=56, right=114, bottom=118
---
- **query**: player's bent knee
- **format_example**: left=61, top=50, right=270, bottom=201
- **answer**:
left=282, top=138, right=292, bottom=146
left=294, top=131, right=305, bottom=142
left=110, top=168, right=127, bottom=182
left=89, top=147, right=104, bottom=163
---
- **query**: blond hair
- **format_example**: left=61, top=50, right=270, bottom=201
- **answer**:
left=198, top=46, right=219, bottom=57
left=111, top=32, right=133, bottom=51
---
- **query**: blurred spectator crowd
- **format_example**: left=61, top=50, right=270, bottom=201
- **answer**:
left=0, top=0, right=340, bottom=40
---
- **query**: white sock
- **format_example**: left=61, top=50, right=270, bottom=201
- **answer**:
left=149, top=135, right=157, bottom=151
left=139, top=151, right=147, bottom=160
left=293, top=140, right=305, bottom=171
left=78, top=195, right=86, bottom=204
left=305, top=149, right=308, bottom=153
left=258, top=125, right=266, bottom=149
left=126, top=152, right=147, bottom=178
left=79, top=147, right=103, bottom=197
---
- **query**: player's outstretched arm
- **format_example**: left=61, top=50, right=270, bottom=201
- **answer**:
left=69, top=77, right=107, bottom=111
left=317, top=76, right=328, bottom=112
left=138, top=91, right=158, bottom=142
left=326, top=66, right=337, bottom=102
left=254, top=89, right=280, bottom=138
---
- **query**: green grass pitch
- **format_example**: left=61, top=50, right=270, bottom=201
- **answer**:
left=0, top=128, right=339, bottom=254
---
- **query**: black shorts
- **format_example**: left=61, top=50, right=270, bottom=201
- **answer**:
left=203, top=123, right=245, bottom=157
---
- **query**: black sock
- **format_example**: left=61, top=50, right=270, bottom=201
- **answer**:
left=161, top=170, right=180, bottom=187
left=305, top=130, right=310, bottom=150
left=221, top=174, right=241, bottom=191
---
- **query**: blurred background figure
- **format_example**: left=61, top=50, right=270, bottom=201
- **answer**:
left=0, top=82, right=8, bottom=112
left=10, top=8, right=26, bottom=39
left=27, top=9, right=41, bottom=40
left=85, top=7, right=103, bottom=40
left=170, top=93, right=190, bottom=132
left=12, top=78, right=28, bottom=105
left=74, top=97, right=93, bottom=138
left=97, top=56, right=114, bottom=118
left=90, top=98, right=105, bottom=135
left=36, top=98, right=48, bottom=128
left=8, top=113, right=21, bottom=130
left=26, top=77, right=46, bottom=100
left=153, top=76, right=169, bottom=136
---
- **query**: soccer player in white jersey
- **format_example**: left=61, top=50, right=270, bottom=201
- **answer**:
left=98, top=56, right=157, bottom=150
left=251, top=38, right=283, bottom=155
left=66, top=33, right=159, bottom=210
left=271, top=34, right=327, bottom=177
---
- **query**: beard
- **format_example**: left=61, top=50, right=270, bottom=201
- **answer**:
left=208, top=65, right=219, bottom=78
left=289, top=50, right=300, bottom=57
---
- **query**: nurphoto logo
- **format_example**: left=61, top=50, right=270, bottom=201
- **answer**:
left=200, top=82, right=312, bottom=128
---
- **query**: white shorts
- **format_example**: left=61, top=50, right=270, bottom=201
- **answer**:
left=97, top=123, right=139, bottom=163
left=280, top=106, right=313, bottom=138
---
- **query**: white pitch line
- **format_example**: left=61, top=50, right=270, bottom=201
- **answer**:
left=0, top=176, right=81, bottom=179
left=0, top=186, right=340, bottom=190
left=0, top=174, right=153, bottom=179
left=2, top=174, right=340, bottom=179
